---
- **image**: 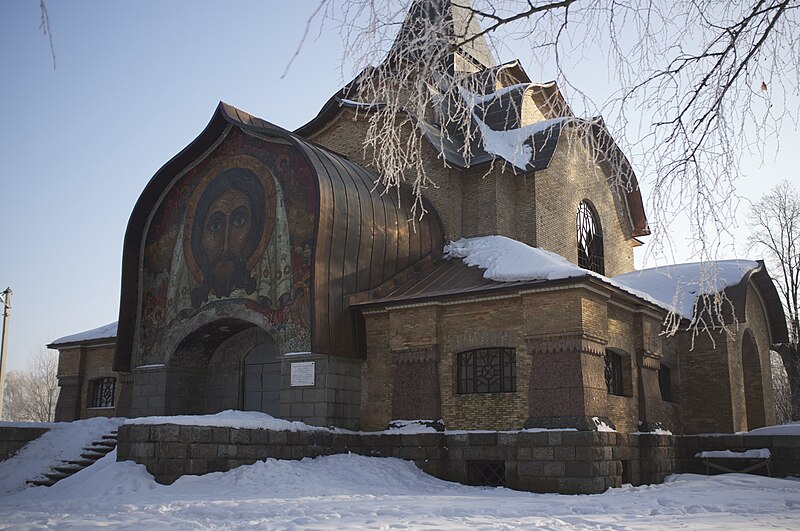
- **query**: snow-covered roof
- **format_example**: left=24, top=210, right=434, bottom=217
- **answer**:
left=612, top=261, right=759, bottom=319
left=439, top=236, right=764, bottom=321
left=49, top=321, right=118, bottom=347
left=444, top=236, right=675, bottom=312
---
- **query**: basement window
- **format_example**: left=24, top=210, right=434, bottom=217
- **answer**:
left=457, top=348, right=516, bottom=394
left=467, top=461, right=506, bottom=487
left=90, top=377, right=116, bottom=408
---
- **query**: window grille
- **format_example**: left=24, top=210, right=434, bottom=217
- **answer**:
left=467, top=461, right=506, bottom=486
left=659, top=364, right=673, bottom=402
left=91, top=377, right=116, bottom=408
left=605, top=350, right=624, bottom=396
left=457, top=348, right=516, bottom=394
left=577, top=201, right=605, bottom=275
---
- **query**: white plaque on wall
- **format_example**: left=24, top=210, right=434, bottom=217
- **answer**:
left=290, top=361, right=316, bottom=387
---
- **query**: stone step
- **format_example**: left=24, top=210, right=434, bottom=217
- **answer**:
left=53, top=464, right=83, bottom=475
left=80, top=451, right=108, bottom=460
left=29, top=477, right=57, bottom=487
left=82, top=444, right=114, bottom=454
left=43, top=470, right=72, bottom=482
left=27, top=428, right=119, bottom=488
left=65, top=459, right=96, bottom=468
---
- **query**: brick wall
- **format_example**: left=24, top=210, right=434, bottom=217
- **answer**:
left=362, top=282, right=681, bottom=433
left=535, top=131, right=636, bottom=276
left=54, top=342, right=125, bottom=421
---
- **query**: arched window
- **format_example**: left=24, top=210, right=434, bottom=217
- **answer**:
left=576, top=201, right=604, bottom=275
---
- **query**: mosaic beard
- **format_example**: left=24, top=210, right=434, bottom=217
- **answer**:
left=208, top=252, right=256, bottom=298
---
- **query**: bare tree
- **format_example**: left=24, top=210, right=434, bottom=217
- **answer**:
left=300, top=0, right=798, bottom=279
left=1, top=349, right=59, bottom=422
left=748, top=180, right=800, bottom=419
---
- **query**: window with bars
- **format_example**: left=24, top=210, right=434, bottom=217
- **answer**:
left=605, top=350, right=624, bottom=396
left=577, top=201, right=604, bottom=275
left=467, top=461, right=506, bottom=486
left=659, top=364, right=673, bottom=402
left=457, top=348, right=516, bottom=394
left=90, top=377, right=116, bottom=408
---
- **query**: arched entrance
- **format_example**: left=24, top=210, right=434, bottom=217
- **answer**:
left=165, top=318, right=281, bottom=416
left=242, top=341, right=281, bottom=415
left=741, top=329, right=766, bottom=430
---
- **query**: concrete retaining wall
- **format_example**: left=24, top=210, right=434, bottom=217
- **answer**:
left=0, top=427, right=49, bottom=461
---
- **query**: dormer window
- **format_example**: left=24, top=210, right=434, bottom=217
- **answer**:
left=577, top=201, right=604, bottom=275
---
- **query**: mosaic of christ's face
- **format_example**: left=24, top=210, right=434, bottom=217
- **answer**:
left=188, top=167, right=272, bottom=306
left=202, top=187, right=253, bottom=294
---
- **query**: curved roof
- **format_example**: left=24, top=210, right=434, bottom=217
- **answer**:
left=114, top=102, right=444, bottom=371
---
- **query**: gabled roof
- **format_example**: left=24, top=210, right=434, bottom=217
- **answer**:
left=48, top=321, right=118, bottom=349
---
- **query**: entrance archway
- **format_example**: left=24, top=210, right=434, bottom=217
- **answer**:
left=742, top=329, right=766, bottom=430
left=165, top=319, right=280, bottom=416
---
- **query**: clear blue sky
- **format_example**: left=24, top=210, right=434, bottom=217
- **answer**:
left=1, top=1, right=797, bottom=372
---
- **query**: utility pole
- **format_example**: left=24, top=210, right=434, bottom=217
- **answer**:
left=0, top=288, right=11, bottom=420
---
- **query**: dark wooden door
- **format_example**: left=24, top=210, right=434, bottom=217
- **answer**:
left=243, top=343, right=280, bottom=416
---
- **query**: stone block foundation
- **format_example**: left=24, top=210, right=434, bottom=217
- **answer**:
left=117, top=422, right=798, bottom=493
left=0, top=426, right=50, bottom=461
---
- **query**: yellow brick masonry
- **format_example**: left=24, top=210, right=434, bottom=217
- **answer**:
left=361, top=283, right=670, bottom=432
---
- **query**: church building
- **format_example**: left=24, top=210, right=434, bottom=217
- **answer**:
left=50, top=0, right=787, bottom=436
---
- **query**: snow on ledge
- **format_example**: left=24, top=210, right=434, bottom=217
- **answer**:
left=125, top=410, right=327, bottom=432
left=696, top=449, right=771, bottom=459
left=50, top=321, right=118, bottom=346
left=739, top=422, right=800, bottom=436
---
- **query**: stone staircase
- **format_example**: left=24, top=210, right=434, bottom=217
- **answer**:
left=28, top=429, right=118, bottom=487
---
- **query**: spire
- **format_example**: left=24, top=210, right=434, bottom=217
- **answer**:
left=387, top=0, right=497, bottom=73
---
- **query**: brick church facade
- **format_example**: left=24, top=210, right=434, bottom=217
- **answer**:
left=51, top=0, right=787, bottom=436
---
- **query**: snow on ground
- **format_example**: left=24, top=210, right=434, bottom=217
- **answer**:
left=0, top=417, right=124, bottom=496
left=0, top=450, right=798, bottom=530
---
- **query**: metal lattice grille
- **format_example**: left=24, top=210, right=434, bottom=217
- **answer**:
left=91, top=377, right=116, bottom=408
left=458, top=348, right=516, bottom=394
left=467, top=461, right=506, bottom=487
left=605, top=351, right=624, bottom=396
left=577, top=201, right=604, bottom=275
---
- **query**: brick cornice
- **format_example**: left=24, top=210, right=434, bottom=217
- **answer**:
left=525, top=332, right=608, bottom=356
left=393, top=347, right=439, bottom=364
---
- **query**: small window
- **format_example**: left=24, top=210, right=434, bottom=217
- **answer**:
left=457, top=348, right=516, bottom=394
left=90, top=377, right=116, bottom=408
left=577, top=201, right=604, bottom=275
left=467, top=461, right=506, bottom=486
left=605, top=350, right=624, bottom=396
left=659, top=364, right=673, bottom=402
